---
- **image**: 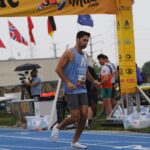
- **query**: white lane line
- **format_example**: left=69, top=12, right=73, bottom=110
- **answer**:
left=60, top=130, right=150, bottom=139
left=106, top=144, right=150, bottom=150
left=0, top=134, right=150, bottom=145
left=0, top=148, right=11, bottom=150
left=1, top=132, right=150, bottom=150
left=0, top=145, right=70, bottom=150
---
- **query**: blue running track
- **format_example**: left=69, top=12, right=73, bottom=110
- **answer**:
left=0, top=128, right=150, bottom=150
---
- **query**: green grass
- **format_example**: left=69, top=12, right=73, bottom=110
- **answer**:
left=0, top=110, right=16, bottom=126
left=128, top=127, right=150, bottom=133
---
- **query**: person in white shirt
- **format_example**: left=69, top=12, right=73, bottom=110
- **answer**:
left=104, top=55, right=117, bottom=109
left=97, top=54, right=113, bottom=117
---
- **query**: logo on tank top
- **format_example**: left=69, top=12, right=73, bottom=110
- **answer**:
left=77, top=55, right=87, bottom=88
left=80, top=56, right=87, bottom=67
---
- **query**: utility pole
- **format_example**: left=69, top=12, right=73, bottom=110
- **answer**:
left=89, top=34, right=102, bottom=59
left=53, top=43, right=57, bottom=58
left=66, top=44, right=69, bottom=50
left=89, top=37, right=93, bottom=59
left=29, top=42, right=34, bottom=59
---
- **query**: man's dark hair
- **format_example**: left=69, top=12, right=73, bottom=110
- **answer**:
left=97, top=54, right=106, bottom=59
left=104, top=55, right=108, bottom=60
left=76, top=31, right=90, bottom=39
left=32, top=69, right=38, bottom=73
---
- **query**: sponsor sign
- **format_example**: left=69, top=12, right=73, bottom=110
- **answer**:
left=116, top=0, right=136, bottom=95
left=0, top=0, right=118, bottom=16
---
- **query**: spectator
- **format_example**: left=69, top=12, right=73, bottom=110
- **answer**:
left=97, top=54, right=112, bottom=117
left=104, top=55, right=117, bottom=108
left=86, top=66, right=99, bottom=128
left=136, top=64, right=143, bottom=86
left=24, top=69, right=42, bottom=99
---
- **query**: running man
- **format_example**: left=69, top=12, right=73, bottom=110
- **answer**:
left=51, top=31, right=100, bottom=149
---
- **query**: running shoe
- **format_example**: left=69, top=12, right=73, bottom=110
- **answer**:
left=51, top=124, right=59, bottom=141
left=71, top=142, right=87, bottom=149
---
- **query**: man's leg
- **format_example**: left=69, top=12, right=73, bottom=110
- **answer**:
left=58, top=93, right=82, bottom=129
left=57, top=109, right=80, bottom=130
left=111, top=83, right=117, bottom=109
left=104, top=98, right=112, bottom=117
left=104, top=88, right=113, bottom=117
left=91, top=100, right=97, bottom=117
left=100, top=88, right=106, bottom=115
left=51, top=108, right=80, bottom=141
left=87, top=106, right=93, bottom=128
left=73, top=105, right=88, bottom=143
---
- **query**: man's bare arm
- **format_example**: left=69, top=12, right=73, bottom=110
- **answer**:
left=55, top=50, right=76, bottom=90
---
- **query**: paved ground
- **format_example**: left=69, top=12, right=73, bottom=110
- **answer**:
left=0, top=128, right=150, bottom=150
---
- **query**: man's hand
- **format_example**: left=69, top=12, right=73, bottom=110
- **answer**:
left=93, top=80, right=101, bottom=88
left=23, top=81, right=30, bottom=86
left=66, top=81, right=76, bottom=90
left=28, top=77, right=31, bottom=82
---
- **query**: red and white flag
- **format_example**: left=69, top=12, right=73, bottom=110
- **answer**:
left=8, top=21, right=28, bottom=46
left=27, top=17, right=36, bottom=45
left=0, top=38, right=6, bottom=48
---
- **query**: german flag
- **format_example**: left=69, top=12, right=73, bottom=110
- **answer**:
left=47, top=16, right=56, bottom=37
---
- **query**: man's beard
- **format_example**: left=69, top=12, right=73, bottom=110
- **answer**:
left=80, top=45, right=87, bottom=49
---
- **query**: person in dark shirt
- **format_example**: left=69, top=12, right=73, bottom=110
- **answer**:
left=86, top=66, right=99, bottom=128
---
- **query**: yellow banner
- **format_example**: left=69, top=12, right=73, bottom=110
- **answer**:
left=0, top=0, right=118, bottom=17
left=116, top=0, right=137, bottom=95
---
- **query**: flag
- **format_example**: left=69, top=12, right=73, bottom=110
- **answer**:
left=27, top=17, right=36, bottom=45
left=0, top=38, right=6, bottom=48
left=77, top=15, right=94, bottom=27
left=47, top=16, right=56, bottom=37
left=8, top=21, right=28, bottom=46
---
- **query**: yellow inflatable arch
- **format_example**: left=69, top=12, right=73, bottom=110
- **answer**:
left=0, top=0, right=136, bottom=95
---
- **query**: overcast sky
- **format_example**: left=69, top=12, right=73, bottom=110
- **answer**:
left=0, top=0, right=150, bottom=67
